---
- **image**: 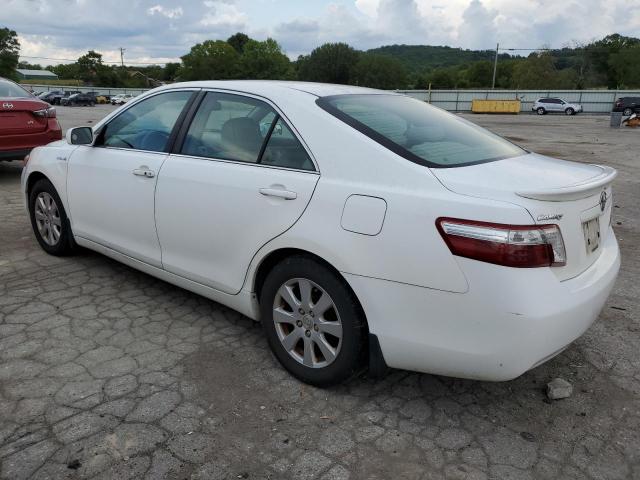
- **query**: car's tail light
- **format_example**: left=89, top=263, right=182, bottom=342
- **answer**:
left=436, top=218, right=566, bottom=268
left=33, top=107, right=56, bottom=118
left=23, top=154, right=30, bottom=166
left=615, top=100, right=622, bottom=107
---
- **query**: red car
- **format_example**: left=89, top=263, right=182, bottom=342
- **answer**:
left=0, top=77, right=62, bottom=161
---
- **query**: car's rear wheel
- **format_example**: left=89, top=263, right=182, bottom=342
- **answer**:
left=260, top=256, right=366, bottom=387
left=29, top=179, right=77, bottom=256
left=565, top=107, right=575, bottom=115
left=536, top=107, right=545, bottom=115
left=623, top=107, right=633, bottom=116
left=89, top=101, right=95, bottom=107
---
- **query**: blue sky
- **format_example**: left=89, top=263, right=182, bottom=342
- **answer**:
left=3, top=0, right=639, bottom=66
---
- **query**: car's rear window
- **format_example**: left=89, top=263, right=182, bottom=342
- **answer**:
left=317, top=94, right=525, bottom=168
left=0, top=79, right=32, bottom=98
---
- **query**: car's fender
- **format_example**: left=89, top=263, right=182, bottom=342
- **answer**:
left=22, top=141, right=79, bottom=220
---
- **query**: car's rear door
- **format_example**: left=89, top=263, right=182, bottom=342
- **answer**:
left=67, top=89, right=196, bottom=267
left=155, top=90, right=319, bottom=294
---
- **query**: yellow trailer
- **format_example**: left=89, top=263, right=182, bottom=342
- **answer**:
left=471, top=99, right=521, bottom=114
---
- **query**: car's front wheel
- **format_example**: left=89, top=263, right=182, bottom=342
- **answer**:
left=536, top=107, right=546, bottom=115
left=565, top=107, right=575, bottom=115
left=623, top=107, right=633, bottom=116
left=29, top=179, right=77, bottom=256
left=260, top=256, right=366, bottom=386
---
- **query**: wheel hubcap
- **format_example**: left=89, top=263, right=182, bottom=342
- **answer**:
left=272, top=278, right=343, bottom=368
left=34, top=192, right=61, bottom=246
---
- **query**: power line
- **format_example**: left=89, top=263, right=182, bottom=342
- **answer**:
left=18, top=55, right=173, bottom=66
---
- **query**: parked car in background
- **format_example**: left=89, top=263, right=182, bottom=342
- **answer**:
left=533, top=98, right=583, bottom=115
left=22, top=81, right=619, bottom=386
left=613, top=97, right=640, bottom=116
left=0, top=77, right=62, bottom=161
left=95, top=94, right=111, bottom=104
left=39, top=90, right=80, bottom=105
left=61, top=92, right=96, bottom=107
left=111, top=94, right=134, bottom=105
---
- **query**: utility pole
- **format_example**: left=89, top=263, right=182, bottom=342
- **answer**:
left=491, top=43, right=499, bottom=89
left=119, top=47, right=126, bottom=67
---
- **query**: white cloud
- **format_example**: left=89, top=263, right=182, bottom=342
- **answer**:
left=147, top=5, right=184, bottom=19
left=6, top=0, right=640, bottom=66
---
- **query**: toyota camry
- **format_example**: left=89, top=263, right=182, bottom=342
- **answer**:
left=21, top=81, right=620, bottom=386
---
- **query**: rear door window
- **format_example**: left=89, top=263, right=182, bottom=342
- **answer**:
left=180, top=92, right=314, bottom=171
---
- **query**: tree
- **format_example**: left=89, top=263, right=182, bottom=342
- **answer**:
left=463, top=60, right=493, bottom=87
left=180, top=40, right=239, bottom=80
left=17, top=61, right=42, bottom=70
left=510, top=52, right=573, bottom=89
left=609, top=45, right=640, bottom=88
left=351, top=54, right=407, bottom=89
left=297, top=43, right=360, bottom=84
left=227, top=33, right=250, bottom=54
left=76, top=50, right=104, bottom=82
left=0, top=27, right=20, bottom=80
left=428, top=67, right=458, bottom=88
left=586, top=34, right=640, bottom=88
left=238, top=38, right=290, bottom=79
left=163, top=62, right=181, bottom=81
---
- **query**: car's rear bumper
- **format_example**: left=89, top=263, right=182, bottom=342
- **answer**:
left=0, top=122, right=62, bottom=159
left=345, top=229, right=620, bottom=381
left=0, top=149, right=32, bottom=161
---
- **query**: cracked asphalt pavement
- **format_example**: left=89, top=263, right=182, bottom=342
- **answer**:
left=1, top=107, right=639, bottom=479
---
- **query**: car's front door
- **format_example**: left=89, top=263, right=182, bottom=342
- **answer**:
left=67, top=90, right=195, bottom=267
left=155, top=91, right=319, bottom=294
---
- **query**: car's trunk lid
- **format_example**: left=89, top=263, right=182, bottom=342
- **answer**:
left=0, top=98, right=49, bottom=135
left=431, top=153, right=616, bottom=280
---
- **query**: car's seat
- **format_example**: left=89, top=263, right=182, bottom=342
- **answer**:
left=220, top=117, right=263, bottom=162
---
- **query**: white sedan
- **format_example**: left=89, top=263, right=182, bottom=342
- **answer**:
left=21, top=81, right=620, bottom=386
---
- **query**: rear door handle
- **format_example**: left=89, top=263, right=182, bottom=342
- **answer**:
left=132, top=166, right=155, bottom=178
left=259, top=188, right=297, bottom=200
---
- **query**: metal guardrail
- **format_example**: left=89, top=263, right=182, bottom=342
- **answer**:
left=22, top=84, right=640, bottom=114
left=396, top=89, right=640, bottom=113
left=22, top=84, right=149, bottom=96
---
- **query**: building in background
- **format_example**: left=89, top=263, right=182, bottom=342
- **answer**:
left=15, top=69, right=59, bottom=81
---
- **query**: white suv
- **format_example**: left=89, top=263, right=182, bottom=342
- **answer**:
left=533, top=97, right=583, bottom=115
left=110, top=94, right=135, bottom=105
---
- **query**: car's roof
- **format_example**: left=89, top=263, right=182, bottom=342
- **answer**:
left=156, top=80, right=389, bottom=99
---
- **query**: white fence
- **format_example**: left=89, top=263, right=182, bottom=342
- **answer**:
left=23, top=84, right=640, bottom=113
left=397, top=89, right=640, bottom=113
left=23, top=84, right=149, bottom=96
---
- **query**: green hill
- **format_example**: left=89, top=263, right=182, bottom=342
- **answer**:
left=366, top=44, right=509, bottom=74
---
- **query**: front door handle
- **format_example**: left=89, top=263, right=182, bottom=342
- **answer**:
left=132, top=166, right=155, bottom=178
left=259, top=188, right=297, bottom=200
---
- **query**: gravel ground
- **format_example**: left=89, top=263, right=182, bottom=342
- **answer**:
left=0, top=108, right=639, bottom=480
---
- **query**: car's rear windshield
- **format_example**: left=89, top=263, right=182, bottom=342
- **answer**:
left=316, top=94, right=525, bottom=168
left=0, top=79, right=32, bottom=98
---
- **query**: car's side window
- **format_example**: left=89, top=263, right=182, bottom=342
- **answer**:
left=260, top=118, right=315, bottom=171
left=181, top=92, right=276, bottom=163
left=99, top=91, right=192, bottom=153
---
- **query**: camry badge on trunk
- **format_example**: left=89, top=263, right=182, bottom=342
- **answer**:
left=600, top=191, right=608, bottom=212
left=2, top=102, right=14, bottom=109
left=537, top=214, right=563, bottom=221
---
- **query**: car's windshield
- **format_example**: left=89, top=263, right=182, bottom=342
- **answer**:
left=0, top=79, right=32, bottom=98
left=317, top=94, right=525, bottom=168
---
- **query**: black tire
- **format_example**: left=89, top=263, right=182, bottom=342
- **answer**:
left=89, top=101, right=95, bottom=107
left=29, top=178, right=77, bottom=256
left=623, top=107, right=633, bottom=116
left=260, top=255, right=366, bottom=387
left=536, top=107, right=546, bottom=115
left=565, top=107, right=575, bottom=115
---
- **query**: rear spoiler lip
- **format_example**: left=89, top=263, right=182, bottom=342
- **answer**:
left=515, top=165, right=617, bottom=202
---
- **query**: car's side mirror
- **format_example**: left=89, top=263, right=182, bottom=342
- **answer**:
left=66, top=126, right=93, bottom=145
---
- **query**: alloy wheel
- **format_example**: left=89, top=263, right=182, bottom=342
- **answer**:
left=272, top=277, right=343, bottom=368
left=34, top=192, right=62, bottom=246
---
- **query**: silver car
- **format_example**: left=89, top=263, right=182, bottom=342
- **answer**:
left=532, top=97, right=583, bottom=115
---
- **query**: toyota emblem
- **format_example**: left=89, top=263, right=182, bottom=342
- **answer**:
left=2, top=102, right=13, bottom=109
left=599, top=190, right=608, bottom=212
